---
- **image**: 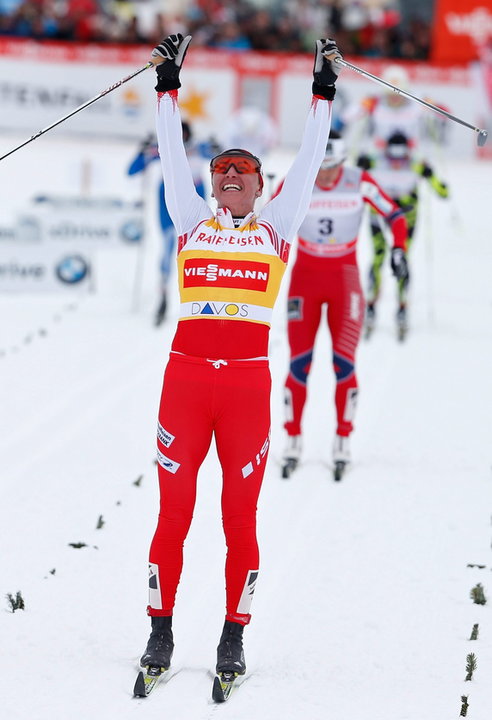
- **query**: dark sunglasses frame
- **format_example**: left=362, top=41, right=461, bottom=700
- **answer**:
left=210, top=156, right=261, bottom=174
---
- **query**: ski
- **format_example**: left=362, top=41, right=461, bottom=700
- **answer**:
left=397, top=323, right=408, bottom=342
left=212, top=671, right=243, bottom=703
left=364, top=305, right=376, bottom=339
left=133, top=665, right=169, bottom=697
left=396, top=307, right=408, bottom=342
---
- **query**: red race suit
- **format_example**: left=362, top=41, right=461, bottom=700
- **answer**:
left=283, top=165, right=407, bottom=439
left=148, top=90, right=332, bottom=625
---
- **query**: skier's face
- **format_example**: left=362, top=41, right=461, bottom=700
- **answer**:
left=316, top=163, right=343, bottom=188
left=385, top=93, right=407, bottom=108
left=211, top=161, right=263, bottom=215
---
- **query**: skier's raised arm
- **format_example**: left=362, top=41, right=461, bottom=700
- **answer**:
left=261, top=40, right=342, bottom=242
left=152, top=35, right=212, bottom=236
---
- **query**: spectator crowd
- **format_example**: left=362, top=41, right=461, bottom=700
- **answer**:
left=0, top=0, right=432, bottom=60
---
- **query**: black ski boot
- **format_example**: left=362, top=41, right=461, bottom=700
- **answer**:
left=281, top=434, right=302, bottom=479
left=216, top=620, right=246, bottom=675
left=140, top=616, right=174, bottom=670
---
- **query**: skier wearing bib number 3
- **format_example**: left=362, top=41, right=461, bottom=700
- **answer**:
left=136, top=33, right=342, bottom=702
left=280, top=131, right=408, bottom=482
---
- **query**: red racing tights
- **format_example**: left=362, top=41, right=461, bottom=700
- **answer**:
left=148, top=352, right=271, bottom=626
left=284, top=250, right=364, bottom=438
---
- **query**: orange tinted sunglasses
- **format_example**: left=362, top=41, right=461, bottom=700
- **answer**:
left=210, top=156, right=261, bottom=174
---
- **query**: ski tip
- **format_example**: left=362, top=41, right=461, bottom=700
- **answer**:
left=133, top=666, right=167, bottom=697
left=212, top=671, right=240, bottom=703
left=133, top=671, right=146, bottom=697
left=212, top=675, right=226, bottom=703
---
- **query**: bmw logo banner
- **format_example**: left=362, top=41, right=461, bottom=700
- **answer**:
left=0, top=243, right=92, bottom=293
left=0, top=194, right=145, bottom=293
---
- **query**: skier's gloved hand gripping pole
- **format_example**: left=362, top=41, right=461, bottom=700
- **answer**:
left=0, top=35, right=191, bottom=163
left=312, top=39, right=343, bottom=100
left=151, top=33, right=192, bottom=90
left=325, top=54, right=488, bottom=147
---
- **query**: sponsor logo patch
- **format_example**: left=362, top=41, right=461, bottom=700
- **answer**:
left=157, top=422, right=175, bottom=448
left=194, top=231, right=265, bottom=247
left=191, top=301, right=250, bottom=318
left=183, top=258, right=269, bottom=291
left=156, top=448, right=180, bottom=474
left=237, top=569, right=259, bottom=615
left=148, top=562, right=162, bottom=610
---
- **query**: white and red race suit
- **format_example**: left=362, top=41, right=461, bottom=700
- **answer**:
left=283, top=164, right=407, bottom=440
left=147, top=89, right=332, bottom=625
left=342, top=94, right=423, bottom=156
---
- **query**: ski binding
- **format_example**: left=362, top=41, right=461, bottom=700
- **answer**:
left=212, top=671, right=242, bottom=703
left=133, top=665, right=168, bottom=697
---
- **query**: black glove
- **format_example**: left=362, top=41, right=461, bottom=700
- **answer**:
left=152, top=34, right=192, bottom=92
left=420, top=162, right=433, bottom=178
left=312, top=39, right=342, bottom=101
left=357, top=154, right=372, bottom=170
left=390, top=248, right=409, bottom=281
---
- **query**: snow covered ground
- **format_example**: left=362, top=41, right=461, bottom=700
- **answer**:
left=0, top=130, right=491, bottom=720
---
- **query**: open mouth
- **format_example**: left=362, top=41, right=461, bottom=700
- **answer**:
left=222, top=183, right=242, bottom=191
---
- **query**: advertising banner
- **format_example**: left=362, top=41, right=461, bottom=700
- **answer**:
left=0, top=39, right=236, bottom=141
left=0, top=242, right=92, bottom=293
left=0, top=39, right=486, bottom=160
left=0, top=40, right=154, bottom=138
left=14, top=195, right=144, bottom=246
left=432, top=0, right=492, bottom=63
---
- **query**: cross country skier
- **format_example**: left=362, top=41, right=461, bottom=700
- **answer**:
left=358, top=131, right=449, bottom=339
left=137, top=33, right=342, bottom=701
left=280, top=131, right=408, bottom=481
left=340, top=64, right=448, bottom=339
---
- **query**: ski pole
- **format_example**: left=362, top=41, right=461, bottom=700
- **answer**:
left=0, top=60, right=155, bottom=162
left=328, top=55, right=488, bottom=147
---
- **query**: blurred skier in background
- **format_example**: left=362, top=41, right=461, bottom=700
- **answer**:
left=128, top=122, right=218, bottom=325
left=280, top=131, right=408, bottom=482
left=358, top=131, right=449, bottom=340
left=341, top=65, right=447, bottom=156
left=340, top=64, right=449, bottom=338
